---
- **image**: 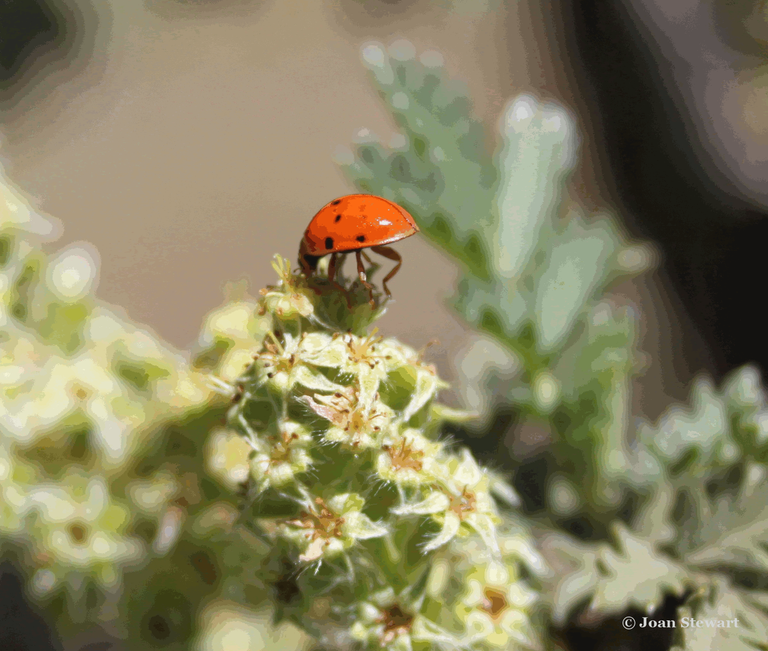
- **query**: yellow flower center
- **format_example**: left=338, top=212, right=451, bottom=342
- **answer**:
left=376, top=604, right=413, bottom=646
left=448, top=486, right=476, bottom=520
left=383, top=438, right=424, bottom=473
left=480, top=588, right=508, bottom=620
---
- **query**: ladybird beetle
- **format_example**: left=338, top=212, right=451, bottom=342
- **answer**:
left=298, top=194, right=419, bottom=303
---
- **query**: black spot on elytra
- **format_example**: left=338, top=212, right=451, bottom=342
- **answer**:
left=356, top=235, right=366, bottom=243
left=335, top=214, right=342, bottom=222
left=325, top=237, right=334, bottom=249
left=331, top=199, right=341, bottom=206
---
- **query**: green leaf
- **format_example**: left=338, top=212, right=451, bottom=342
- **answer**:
left=541, top=523, right=693, bottom=624
left=533, top=212, right=620, bottom=352
left=672, top=579, right=768, bottom=651
left=723, top=365, right=768, bottom=462
left=493, top=95, right=576, bottom=281
left=343, top=42, right=497, bottom=279
left=682, top=471, right=768, bottom=578
left=591, top=524, right=692, bottom=614
left=638, top=376, right=737, bottom=473
left=344, top=41, right=654, bottom=362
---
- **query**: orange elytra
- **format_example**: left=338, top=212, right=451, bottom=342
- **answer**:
left=299, top=194, right=419, bottom=302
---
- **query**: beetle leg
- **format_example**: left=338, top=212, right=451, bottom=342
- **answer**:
left=299, top=239, right=315, bottom=276
left=355, top=250, right=375, bottom=306
left=361, top=250, right=373, bottom=265
left=370, top=245, right=401, bottom=298
left=328, top=252, right=351, bottom=307
left=355, top=250, right=367, bottom=283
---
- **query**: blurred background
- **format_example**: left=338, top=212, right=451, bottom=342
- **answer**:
left=3, top=0, right=765, bottom=395
left=2, top=0, right=768, bottom=648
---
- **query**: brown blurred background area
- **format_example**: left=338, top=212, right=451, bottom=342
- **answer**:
left=2, top=0, right=768, bottom=417
left=2, top=0, right=521, bottom=380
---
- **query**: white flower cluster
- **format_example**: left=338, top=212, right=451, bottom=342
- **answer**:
left=225, top=255, right=540, bottom=650
left=0, top=172, right=226, bottom=606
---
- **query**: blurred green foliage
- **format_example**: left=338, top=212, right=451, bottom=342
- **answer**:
left=340, top=40, right=768, bottom=650
left=339, top=40, right=654, bottom=526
